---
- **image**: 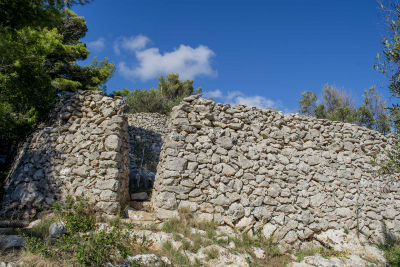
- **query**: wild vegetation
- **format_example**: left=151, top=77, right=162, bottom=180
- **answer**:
left=298, top=85, right=392, bottom=134
left=2, top=197, right=151, bottom=267
left=2, top=0, right=400, bottom=266
left=113, top=73, right=203, bottom=115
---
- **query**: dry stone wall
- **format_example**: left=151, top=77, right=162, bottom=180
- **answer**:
left=127, top=113, right=169, bottom=159
left=127, top=114, right=169, bottom=189
left=3, top=91, right=130, bottom=215
left=151, top=95, right=400, bottom=248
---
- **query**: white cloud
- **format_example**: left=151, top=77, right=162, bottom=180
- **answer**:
left=203, top=89, right=222, bottom=98
left=114, top=34, right=151, bottom=55
left=203, top=90, right=283, bottom=110
left=87, top=37, right=105, bottom=52
left=115, top=34, right=217, bottom=81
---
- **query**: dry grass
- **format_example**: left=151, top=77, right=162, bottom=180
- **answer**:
left=1, top=250, right=71, bottom=267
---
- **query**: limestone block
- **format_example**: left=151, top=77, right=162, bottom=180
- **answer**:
left=227, top=203, right=245, bottom=222
left=96, top=201, right=120, bottom=215
left=222, top=163, right=236, bottom=176
left=0, top=235, right=25, bottom=250
left=104, top=135, right=122, bottom=151
left=49, top=222, right=66, bottom=238
left=179, top=201, right=198, bottom=212
left=131, top=192, right=148, bottom=201
left=262, top=223, right=277, bottom=239
left=72, top=166, right=89, bottom=178
left=157, top=209, right=179, bottom=221
left=215, top=137, right=233, bottom=149
left=96, top=179, right=119, bottom=191
left=166, top=157, right=187, bottom=171
left=156, top=192, right=177, bottom=210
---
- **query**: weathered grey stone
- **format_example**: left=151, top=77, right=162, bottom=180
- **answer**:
left=222, top=163, right=236, bottom=176
left=179, top=201, right=198, bottom=212
left=104, top=135, right=121, bottom=151
left=216, top=137, right=233, bottom=149
left=49, top=222, right=65, bottom=238
left=156, top=192, right=177, bottom=210
left=131, top=192, right=148, bottom=201
left=262, top=223, right=277, bottom=239
left=227, top=203, right=245, bottom=222
left=72, top=166, right=89, bottom=178
left=166, top=157, right=187, bottom=171
left=268, top=184, right=281, bottom=198
left=0, top=235, right=25, bottom=250
left=163, top=185, right=191, bottom=194
left=157, top=209, right=179, bottom=220
left=96, top=201, right=120, bottom=214
left=127, top=254, right=171, bottom=266
left=210, top=195, right=229, bottom=206
left=96, top=179, right=119, bottom=191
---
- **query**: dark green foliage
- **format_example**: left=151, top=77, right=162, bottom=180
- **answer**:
left=127, top=88, right=170, bottom=114
left=157, top=73, right=203, bottom=101
left=0, top=0, right=92, bottom=30
left=204, top=247, right=219, bottom=259
left=374, top=1, right=400, bottom=131
left=22, top=227, right=148, bottom=267
left=20, top=196, right=151, bottom=266
left=372, top=134, right=400, bottom=181
left=298, top=91, right=317, bottom=117
left=114, top=73, right=203, bottom=115
left=295, top=247, right=318, bottom=262
left=52, top=196, right=96, bottom=233
left=379, top=238, right=400, bottom=266
left=29, top=217, right=57, bottom=239
left=297, top=85, right=391, bottom=133
left=57, top=228, right=140, bottom=267
left=0, top=1, right=115, bottom=195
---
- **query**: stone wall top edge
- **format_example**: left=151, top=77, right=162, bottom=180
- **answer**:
left=179, top=96, right=392, bottom=140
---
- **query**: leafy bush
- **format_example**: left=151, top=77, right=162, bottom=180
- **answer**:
left=59, top=228, right=142, bottom=266
left=19, top=196, right=152, bottom=267
left=52, top=196, right=96, bottom=233
left=114, top=73, right=203, bottom=116
left=380, top=239, right=400, bottom=266
left=22, top=227, right=150, bottom=267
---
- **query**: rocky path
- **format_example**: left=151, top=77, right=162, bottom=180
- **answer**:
left=0, top=209, right=390, bottom=266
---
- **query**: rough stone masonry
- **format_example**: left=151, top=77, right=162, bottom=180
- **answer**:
left=3, top=90, right=131, bottom=215
left=3, top=91, right=400, bottom=249
left=151, top=94, right=400, bottom=249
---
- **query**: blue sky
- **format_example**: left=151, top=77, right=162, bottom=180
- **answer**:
left=72, top=0, right=391, bottom=113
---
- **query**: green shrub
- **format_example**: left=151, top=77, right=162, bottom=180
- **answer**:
left=52, top=196, right=96, bottom=233
left=22, top=226, right=150, bottom=266
left=59, top=228, right=140, bottom=266
left=29, top=217, right=57, bottom=239
left=379, top=238, right=400, bottom=265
